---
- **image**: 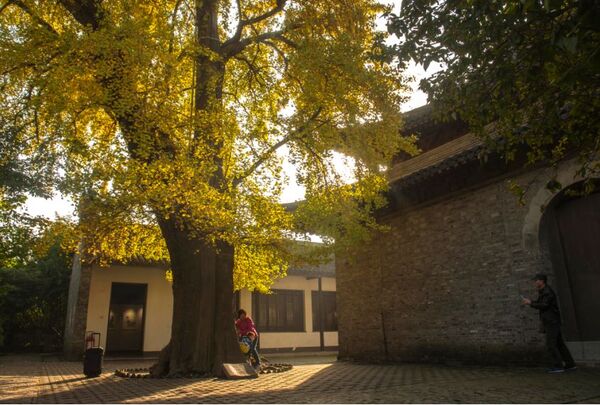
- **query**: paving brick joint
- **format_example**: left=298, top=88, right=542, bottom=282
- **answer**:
left=1, top=355, right=600, bottom=403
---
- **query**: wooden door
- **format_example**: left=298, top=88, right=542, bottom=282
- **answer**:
left=106, top=283, right=147, bottom=353
left=555, top=192, right=600, bottom=340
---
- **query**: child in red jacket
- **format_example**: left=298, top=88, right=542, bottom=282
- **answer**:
left=235, top=309, right=260, bottom=368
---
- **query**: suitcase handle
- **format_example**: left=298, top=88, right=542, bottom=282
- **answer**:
left=85, top=331, right=101, bottom=349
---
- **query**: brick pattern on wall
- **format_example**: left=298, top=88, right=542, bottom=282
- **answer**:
left=337, top=169, right=552, bottom=365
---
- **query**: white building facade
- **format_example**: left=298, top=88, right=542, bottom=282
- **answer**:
left=65, top=259, right=337, bottom=357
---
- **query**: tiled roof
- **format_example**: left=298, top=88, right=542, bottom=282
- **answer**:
left=105, top=257, right=169, bottom=269
left=388, top=132, right=484, bottom=184
left=395, top=105, right=470, bottom=162
left=402, top=104, right=435, bottom=129
left=287, top=259, right=335, bottom=278
left=107, top=250, right=335, bottom=278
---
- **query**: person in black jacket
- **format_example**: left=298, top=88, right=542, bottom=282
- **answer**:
left=522, top=273, right=576, bottom=373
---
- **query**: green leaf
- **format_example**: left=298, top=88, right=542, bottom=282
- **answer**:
left=558, top=36, right=578, bottom=53
left=545, top=179, right=563, bottom=193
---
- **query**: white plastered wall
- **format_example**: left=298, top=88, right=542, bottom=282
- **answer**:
left=86, top=265, right=337, bottom=352
left=85, top=265, right=173, bottom=352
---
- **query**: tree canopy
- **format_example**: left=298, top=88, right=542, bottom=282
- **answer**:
left=0, top=222, right=73, bottom=351
left=388, top=0, right=599, bottom=190
left=1, top=0, right=415, bottom=291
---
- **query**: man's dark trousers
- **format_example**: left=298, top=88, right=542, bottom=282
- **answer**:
left=545, top=322, right=575, bottom=368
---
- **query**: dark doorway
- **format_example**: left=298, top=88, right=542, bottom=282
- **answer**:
left=540, top=185, right=600, bottom=341
left=554, top=191, right=600, bottom=340
left=106, top=283, right=147, bottom=353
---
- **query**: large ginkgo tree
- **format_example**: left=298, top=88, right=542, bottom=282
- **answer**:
left=0, top=0, right=414, bottom=376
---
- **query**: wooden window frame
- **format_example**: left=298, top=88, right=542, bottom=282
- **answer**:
left=252, top=289, right=305, bottom=333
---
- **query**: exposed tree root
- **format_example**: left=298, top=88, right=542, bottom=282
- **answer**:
left=148, top=342, right=171, bottom=378
left=118, top=357, right=293, bottom=379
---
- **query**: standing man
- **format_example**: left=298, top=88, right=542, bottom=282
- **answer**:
left=522, top=274, right=576, bottom=373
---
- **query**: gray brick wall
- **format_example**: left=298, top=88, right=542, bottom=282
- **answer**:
left=337, top=169, right=552, bottom=365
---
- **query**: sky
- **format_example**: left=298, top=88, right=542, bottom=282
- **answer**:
left=24, top=0, right=435, bottom=220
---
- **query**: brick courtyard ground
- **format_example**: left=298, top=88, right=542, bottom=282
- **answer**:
left=1, top=354, right=599, bottom=403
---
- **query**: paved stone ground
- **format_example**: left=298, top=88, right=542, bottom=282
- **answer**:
left=1, top=354, right=599, bottom=403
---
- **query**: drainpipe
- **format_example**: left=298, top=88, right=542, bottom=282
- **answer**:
left=318, top=277, right=324, bottom=351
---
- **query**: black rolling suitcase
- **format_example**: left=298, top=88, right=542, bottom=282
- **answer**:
left=83, top=332, right=104, bottom=378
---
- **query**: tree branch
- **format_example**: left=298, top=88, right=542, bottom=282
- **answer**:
left=57, top=0, right=105, bottom=30
left=233, top=107, right=323, bottom=187
left=168, top=0, right=184, bottom=53
left=234, top=47, right=269, bottom=87
left=223, top=0, right=287, bottom=50
left=262, top=39, right=289, bottom=70
left=243, top=0, right=286, bottom=27
left=9, top=1, right=59, bottom=35
left=222, top=27, right=298, bottom=59
left=297, top=137, right=330, bottom=188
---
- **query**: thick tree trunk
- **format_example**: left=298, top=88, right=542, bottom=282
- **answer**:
left=148, top=2, right=238, bottom=378
left=150, top=216, right=244, bottom=377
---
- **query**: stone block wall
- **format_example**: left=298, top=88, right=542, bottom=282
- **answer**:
left=337, top=169, right=552, bottom=365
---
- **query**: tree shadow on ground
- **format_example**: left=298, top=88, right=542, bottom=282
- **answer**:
left=4, top=361, right=368, bottom=403
left=3, top=357, right=600, bottom=404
